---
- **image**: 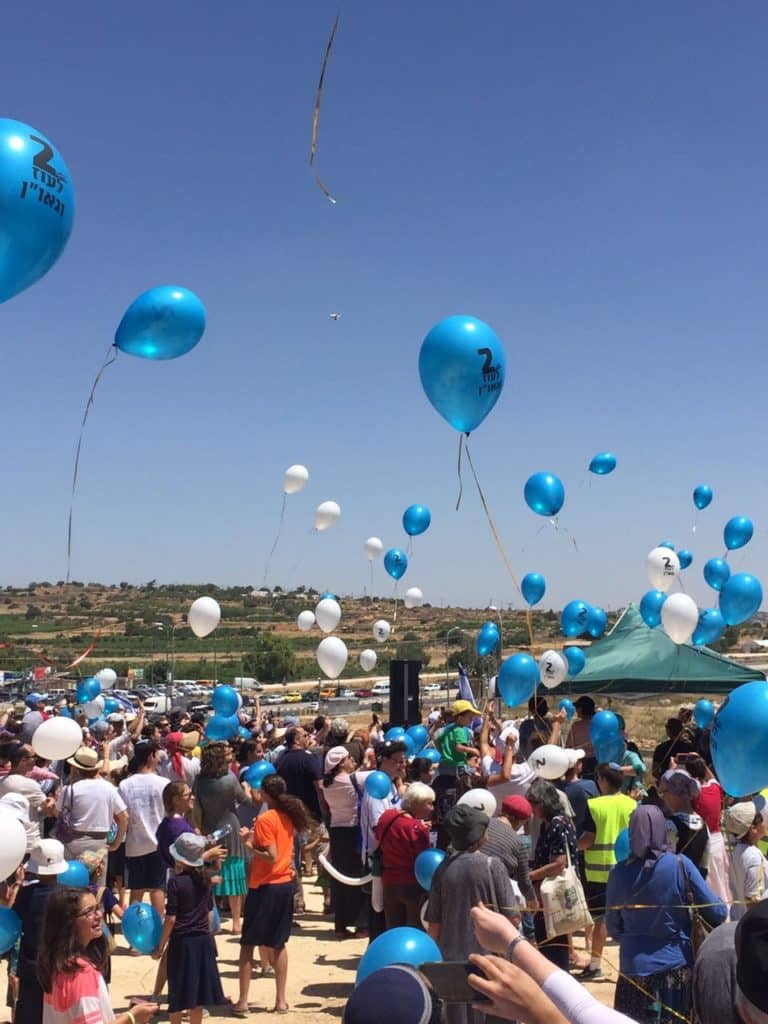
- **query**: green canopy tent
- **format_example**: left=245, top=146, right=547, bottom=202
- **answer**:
left=551, top=603, right=765, bottom=696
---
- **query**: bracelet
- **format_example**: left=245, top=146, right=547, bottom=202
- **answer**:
left=506, top=935, right=527, bottom=961
left=126, top=1012, right=136, bottom=1024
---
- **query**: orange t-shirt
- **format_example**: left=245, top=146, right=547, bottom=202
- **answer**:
left=248, top=808, right=295, bottom=889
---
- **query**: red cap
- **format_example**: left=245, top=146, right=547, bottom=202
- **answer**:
left=501, top=795, right=533, bottom=821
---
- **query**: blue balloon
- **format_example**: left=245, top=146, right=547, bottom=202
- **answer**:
left=237, top=726, right=251, bottom=740
left=383, top=548, right=408, bottom=582
left=364, top=770, right=392, bottom=800
left=385, top=727, right=406, bottom=742
left=319, top=592, right=337, bottom=601
left=659, top=540, right=676, bottom=550
left=594, top=734, right=625, bottom=764
left=524, top=472, right=565, bottom=518
left=57, top=706, right=72, bottom=718
left=724, top=516, right=754, bottom=552
left=0, top=119, right=74, bottom=304
left=402, top=504, right=431, bottom=537
left=590, top=710, right=620, bottom=746
left=693, top=699, right=715, bottom=730
left=586, top=606, right=607, bottom=639
left=521, top=572, right=546, bottom=606
left=414, top=848, right=446, bottom=890
left=123, top=903, right=163, bottom=954
left=563, top=647, right=586, bottom=677
left=476, top=622, right=500, bottom=657
left=614, top=827, right=630, bottom=862
left=75, top=677, right=101, bottom=704
left=711, top=681, right=768, bottom=796
left=639, top=590, right=667, bottom=628
left=57, top=860, right=90, bottom=888
left=703, top=557, right=731, bottom=592
left=418, top=315, right=506, bottom=433
left=212, top=684, right=240, bottom=718
left=693, top=485, right=713, bottom=511
left=115, top=285, right=206, bottom=360
left=691, top=608, right=725, bottom=647
left=406, top=725, right=428, bottom=750
left=205, top=714, right=238, bottom=742
left=558, top=698, right=576, bottom=720
left=719, top=573, right=763, bottom=626
left=589, top=452, right=617, bottom=475
left=0, top=907, right=21, bottom=955
left=402, top=734, right=416, bottom=757
left=498, top=653, right=539, bottom=708
left=103, top=697, right=120, bottom=715
left=244, top=761, right=276, bottom=789
left=357, top=926, right=442, bottom=984
left=677, top=550, right=693, bottom=570
left=561, top=600, right=590, bottom=638
left=420, top=748, right=441, bottom=765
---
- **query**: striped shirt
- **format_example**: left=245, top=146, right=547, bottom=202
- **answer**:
left=43, top=960, right=112, bottom=1024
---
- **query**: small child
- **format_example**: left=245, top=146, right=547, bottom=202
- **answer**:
left=152, top=833, right=225, bottom=1024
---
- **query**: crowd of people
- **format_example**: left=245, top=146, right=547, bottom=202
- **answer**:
left=1, top=688, right=768, bottom=1024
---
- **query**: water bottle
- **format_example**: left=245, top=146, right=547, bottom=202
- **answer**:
left=206, top=823, right=233, bottom=846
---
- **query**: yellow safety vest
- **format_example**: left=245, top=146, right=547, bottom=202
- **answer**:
left=584, top=793, right=636, bottom=883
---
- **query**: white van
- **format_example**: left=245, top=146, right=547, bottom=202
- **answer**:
left=371, top=680, right=390, bottom=695
left=143, top=696, right=172, bottom=715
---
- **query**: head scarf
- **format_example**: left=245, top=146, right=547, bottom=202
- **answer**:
left=629, top=804, right=670, bottom=869
left=164, top=732, right=184, bottom=780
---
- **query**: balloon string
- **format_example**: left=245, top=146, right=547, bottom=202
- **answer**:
left=263, top=493, right=287, bottom=586
left=66, top=344, right=119, bottom=584
left=463, top=442, right=534, bottom=649
left=369, top=561, right=374, bottom=599
left=455, top=433, right=465, bottom=511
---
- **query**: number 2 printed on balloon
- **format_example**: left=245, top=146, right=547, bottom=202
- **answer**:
left=18, top=134, right=68, bottom=217
left=477, top=347, right=502, bottom=398
left=662, top=556, right=675, bottom=577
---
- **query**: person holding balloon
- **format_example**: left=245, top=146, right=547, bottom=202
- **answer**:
left=0, top=743, right=57, bottom=851
left=374, top=782, right=435, bottom=931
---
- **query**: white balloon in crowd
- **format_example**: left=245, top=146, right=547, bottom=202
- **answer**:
left=283, top=464, right=309, bottom=494
left=660, top=592, right=699, bottom=644
left=314, top=501, right=341, bottom=531
left=317, top=636, right=349, bottom=679
left=527, top=744, right=571, bottom=781
left=404, top=587, right=424, bottom=609
left=645, top=546, right=680, bottom=593
left=359, top=649, right=377, bottom=672
left=538, top=649, right=567, bottom=690
left=364, top=537, right=384, bottom=560
left=457, top=788, right=496, bottom=818
left=95, top=668, right=117, bottom=690
left=84, top=696, right=105, bottom=719
left=297, top=610, right=316, bottom=632
left=188, top=596, right=221, bottom=638
left=0, top=805, right=28, bottom=879
left=31, top=717, right=83, bottom=761
left=315, top=598, right=342, bottom=634
left=372, top=619, right=391, bottom=643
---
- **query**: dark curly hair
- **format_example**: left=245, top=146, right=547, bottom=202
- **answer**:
left=200, top=741, right=229, bottom=779
left=37, top=888, right=109, bottom=993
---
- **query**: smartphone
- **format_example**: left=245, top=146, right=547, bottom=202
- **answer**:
left=419, top=961, right=490, bottom=1004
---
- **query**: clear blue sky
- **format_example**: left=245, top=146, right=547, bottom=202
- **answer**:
left=2, top=1, right=767, bottom=615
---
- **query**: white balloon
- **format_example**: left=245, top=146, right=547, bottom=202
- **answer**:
left=359, top=649, right=377, bottom=672
left=188, top=596, right=221, bottom=638
left=297, top=610, right=316, bottom=632
left=404, top=587, right=424, bottom=610
left=364, top=537, right=384, bottom=560
left=31, top=717, right=83, bottom=761
left=527, top=744, right=571, bottom=781
left=373, top=619, right=391, bottom=643
left=457, top=788, right=496, bottom=818
left=538, top=650, right=567, bottom=690
left=661, top=593, right=699, bottom=644
left=317, top=636, right=349, bottom=679
left=314, top=501, right=341, bottom=531
left=0, top=807, right=27, bottom=878
left=95, top=668, right=117, bottom=690
left=318, top=850, right=372, bottom=887
left=84, top=696, right=105, bottom=720
left=645, top=546, right=681, bottom=593
left=283, top=464, right=309, bottom=494
left=315, top=598, right=342, bottom=634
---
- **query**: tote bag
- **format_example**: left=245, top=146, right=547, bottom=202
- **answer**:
left=540, top=839, right=592, bottom=938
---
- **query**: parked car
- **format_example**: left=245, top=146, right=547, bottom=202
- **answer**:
left=306, top=701, right=320, bottom=713
left=319, top=687, right=337, bottom=699
left=262, top=694, right=283, bottom=705
left=354, top=688, right=372, bottom=698
left=283, top=692, right=302, bottom=703
left=423, top=682, right=443, bottom=693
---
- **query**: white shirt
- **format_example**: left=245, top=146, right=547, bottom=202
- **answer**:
left=118, top=772, right=168, bottom=857
left=360, top=780, right=401, bottom=862
left=481, top=755, right=536, bottom=813
left=729, top=841, right=768, bottom=920
left=0, top=775, right=47, bottom=849
left=159, top=755, right=200, bottom=787
left=56, top=777, right=127, bottom=833
left=323, top=771, right=372, bottom=828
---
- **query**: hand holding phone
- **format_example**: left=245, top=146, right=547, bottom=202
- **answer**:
left=419, top=961, right=490, bottom=1003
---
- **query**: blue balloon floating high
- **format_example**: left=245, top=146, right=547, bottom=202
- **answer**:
left=693, top=699, right=715, bottom=730
left=703, top=558, right=731, bottom=592
left=524, top=472, right=565, bottom=518
left=0, top=907, right=22, bottom=955
left=521, top=572, right=546, bottom=606
left=659, top=540, right=675, bottom=551
left=414, top=848, right=446, bottom=890
left=402, top=504, right=431, bottom=537
left=418, top=315, right=506, bottom=433
left=115, top=285, right=206, bottom=361
left=677, top=550, right=693, bottom=570
left=244, top=761, right=276, bottom=788
left=692, top=608, right=725, bottom=646
left=561, top=600, right=590, bottom=638
left=57, top=860, right=90, bottom=888
left=639, top=590, right=666, bottom=629
left=711, top=681, right=768, bottom=796
left=123, top=903, right=163, bottom=954
left=212, top=684, right=239, bottom=718
left=383, top=548, right=408, bottom=581
left=724, top=516, right=754, bottom=551
left=558, top=698, right=576, bottom=719
left=498, top=653, right=539, bottom=708
left=614, top=828, right=630, bottom=863
left=364, top=770, right=392, bottom=800
left=586, top=606, right=607, bottom=639
left=0, top=119, right=75, bottom=304
left=319, top=592, right=337, bottom=601
left=563, top=647, right=586, bottom=677
left=719, top=573, right=763, bottom=626
left=693, top=485, right=713, bottom=511
left=476, top=622, right=500, bottom=657
left=357, top=926, right=442, bottom=984
left=589, top=452, right=617, bottom=475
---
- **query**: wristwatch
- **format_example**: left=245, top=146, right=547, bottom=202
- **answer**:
left=506, top=935, right=526, bottom=960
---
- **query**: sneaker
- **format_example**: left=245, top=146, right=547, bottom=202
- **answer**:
left=576, top=966, right=603, bottom=981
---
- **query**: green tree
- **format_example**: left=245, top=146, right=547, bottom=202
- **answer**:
left=242, top=634, right=298, bottom=682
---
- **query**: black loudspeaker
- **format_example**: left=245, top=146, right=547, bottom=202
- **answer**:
left=389, top=660, right=422, bottom=727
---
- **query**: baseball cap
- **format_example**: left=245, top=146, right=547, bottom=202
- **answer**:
left=501, top=795, right=533, bottom=821
left=452, top=699, right=481, bottom=716
left=27, top=838, right=68, bottom=875
left=324, top=746, right=349, bottom=773
left=90, top=721, right=109, bottom=740
left=565, top=748, right=586, bottom=768
left=106, top=713, right=124, bottom=724
left=660, top=769, right=701, bottom=799
left=736, top=901, right=768, bottom=1012
left=169, top=832, right=206, bottom=867
left=443, top=803, right=489, bottom=851
left=26, top=692, right=48, bottom=707
left=724, top=801, right=759, bottom=840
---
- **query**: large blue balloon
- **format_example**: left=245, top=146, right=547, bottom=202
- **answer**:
left=639, top=590, right=667, bottom=629
left=103, top=697, right=120, bottom=715
left=115, top=285, right=206, bottom=360
left=590, top=710, right=620, bottom=746
left=385, top=727, right=406, bottom=742
left=693, top=699, right=715, bottom=730
left=57, top=860, right=90, bottom=888
left=724, top=516, right=754, bottom=551
left=524, top=472, right=565, bottom=518
left=498, top=653, right=539, bottom=707
left=558, top=698, right=576, bottom=720
left=406, top=724, right=429, bottom=750
left=244, top=761, right=276, bottom=789
left=521, top=572, right=546, bottom=606
left=693, top=485, right=713, bottom=511
left=414, top=848, right=446, bottom=890
left=711, top=681, right=768, bottom=796
left=563, top=647, right=586, bottom=677
left=594, top=735, right=625, bottom=764
left=212, top=685, right=240, bottom=718
left=719, top=573, right=763, bottom=626
left=561, top=600, right=590, bottom=638
left=0, top=119, right=74, bottom=303
left=420, top=747, right=441, bottom=765
left=123, top=903, right=163, bottom=954
left=383, top=548, right=408, bottom=581
left=691, top=608, right=725, bottom=646
left=614, top=828, right=630, bottom=862
left=418, top=315, right=506, bottom=433
left=357, top=926, right=442, bottom=984
left=703, top=558, right=731, bottom=592
left=476, top=622, right=500, bottom=657
left=402, top=505, right=431, bottom=537
left=75, top=677, right=101, bottom=704
left=589, top=453, right=617, bottom=475
left=586, top=606, right=607, bottom=639
left=364, top=771, right=392, bottom=800
left=205, top=715, right=238, bottom=742
left=677, top=550, right=693, bottom=571
left=0, top=907, right=22, bottom=955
